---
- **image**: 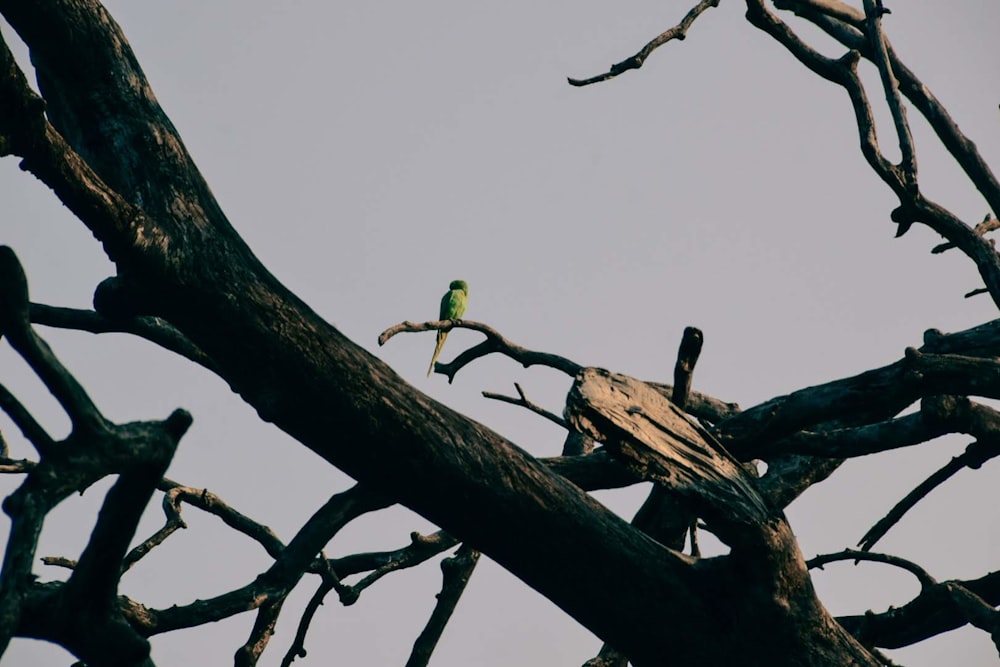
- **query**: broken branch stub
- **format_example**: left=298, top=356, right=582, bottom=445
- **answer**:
left=566, top=368, right=772, bottom=536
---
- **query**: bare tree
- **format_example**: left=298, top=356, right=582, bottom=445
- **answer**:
left=0, top=1, right=998, bottom=666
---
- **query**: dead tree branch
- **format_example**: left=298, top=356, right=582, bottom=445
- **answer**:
left=404, top=544, right=480, bottom=667
left=379, top=319, right=583, bottom=379
left=567, top=0, right=722, bottom=87
left=807, top=548, right=937, bottom=590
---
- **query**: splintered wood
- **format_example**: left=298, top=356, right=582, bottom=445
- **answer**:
left=566, top=367, right=771, bottom=528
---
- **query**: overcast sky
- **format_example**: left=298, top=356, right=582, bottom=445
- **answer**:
left=2, top=1, right=999, bottom=665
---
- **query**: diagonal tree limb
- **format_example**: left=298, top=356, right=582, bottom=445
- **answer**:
left=0, top=382, right=55, bottom=455
left=234, top=597, right=286, bottom=667
left=404, top=544, right=480, bottom=667
left=29, top=303, right=219, bottom=374
left=567, top=0, right=722, bottom=87
left=858, top=437, right=1000, bottom=551
left=482, top=383, right=568, bottom=431
left=942, top=582, right=1000, bottom=654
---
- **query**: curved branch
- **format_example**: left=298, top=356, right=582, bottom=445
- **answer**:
left=378, top=319, right=583, bottom=378
left=807, top=548, right=937, bottom=590
left=567, top=0, right=722, bottom=87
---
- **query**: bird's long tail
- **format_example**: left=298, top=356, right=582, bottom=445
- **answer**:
left=427, top=330, right=448, bottom=377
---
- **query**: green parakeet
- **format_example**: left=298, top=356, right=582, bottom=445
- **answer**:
left=427, top=279, right=469, bottom=376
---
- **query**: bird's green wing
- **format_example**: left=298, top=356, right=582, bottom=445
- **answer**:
left=443, top=288, right=467, bottom=320
left=429, top=281, right=469, bottom=377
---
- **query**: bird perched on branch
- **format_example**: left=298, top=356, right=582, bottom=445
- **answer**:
left=427, top=279, right=469, bottom=376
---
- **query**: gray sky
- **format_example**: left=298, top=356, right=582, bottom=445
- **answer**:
left=2, top=1, right=999, bottom=665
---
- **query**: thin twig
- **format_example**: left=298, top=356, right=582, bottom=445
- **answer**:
left=340, top=531, right=461, bottom=601
left=567, top=0, right=722, bottom=86
left=279, top=571, right=334, bottom=667
left=482, top=383, right=568, bottom=430
left=858, top=438, right=1000, bottom=551
left=807, top=548, right=937, bottom=590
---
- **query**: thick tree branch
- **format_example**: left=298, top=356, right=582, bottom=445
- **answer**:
left=838, top=570, right=1000, bottom=649
left=861, top=0, right=916, bottom=185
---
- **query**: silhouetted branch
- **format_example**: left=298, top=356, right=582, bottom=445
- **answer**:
left=0, top=382, right=54, bottom=455
left=567, top=0, right=721, bottom=86
left=942, top=582, right=1000, bottom=652
left=760, top=395, right=999, bottom=459
left=379, top=319, right=582, bottom=379
left=279, top=561, right=341, bottom=667
left=838, top=570, right=1000, bottom=649
left=932, top=214, right=998, bottom=254
left=745, top=1, right=1000, bottom=303
left=156, top=479, right=287, bottom=560
left=341, top=531, right=461, bottom=602
left=404, top=544, right=480, bottom=667
left=858, top=437, right=1000, bottom=551
left=861, top=0, right=915, bottom=184
left=235, top=597, right=285, bottom=667
left=718, top=348, right=1000, bottom=459
left=29, top=303, right=219, bottom=374
left=0, top=248, right=108, bottom=437
left=807, top=548, right=936, bottom=590
left=0, top=457, right=36, bottom=474
left=482, top=383, right=568, bottom=430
